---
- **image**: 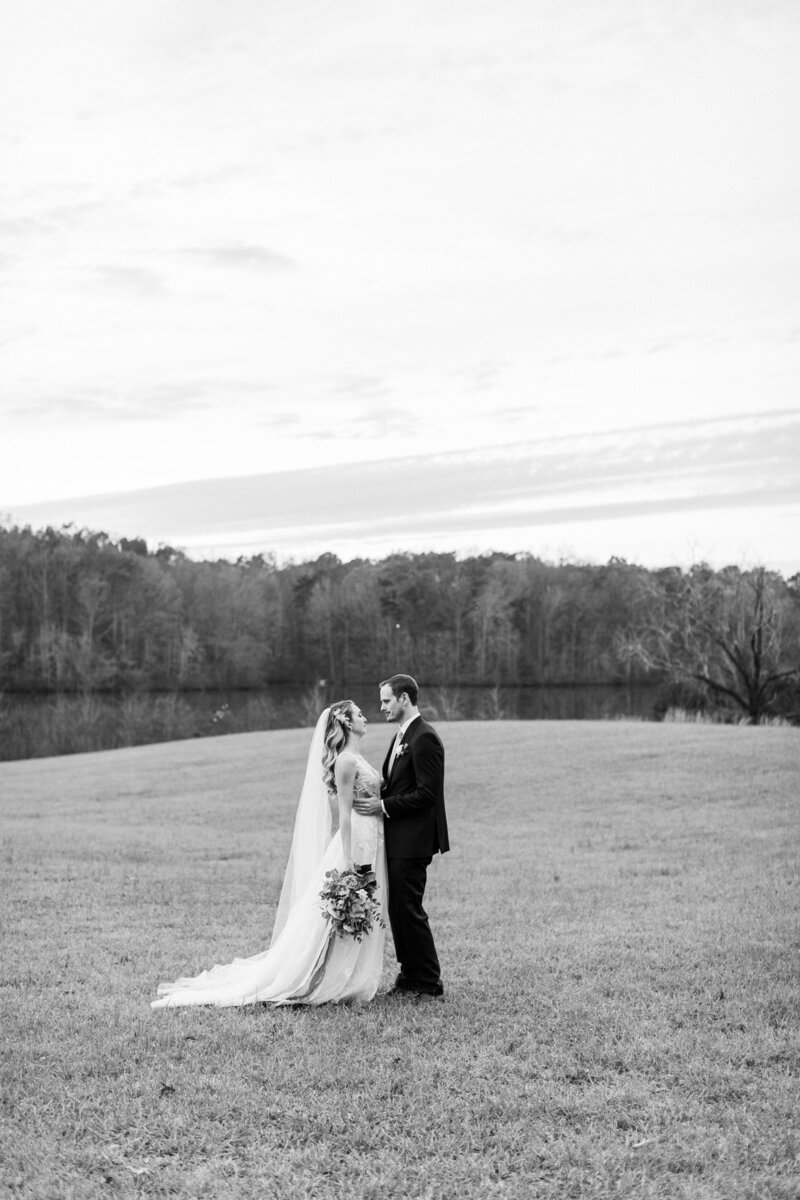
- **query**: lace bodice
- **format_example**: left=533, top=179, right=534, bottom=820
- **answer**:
left=349, top=756, right=382, bottom=867
left=353, top=756, right=381, bottom=801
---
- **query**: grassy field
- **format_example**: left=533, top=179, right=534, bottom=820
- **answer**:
left=1, top=721, right=798, bottom=1199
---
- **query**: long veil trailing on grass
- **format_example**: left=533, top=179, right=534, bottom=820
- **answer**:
left=270, top=707, right=334, bottom=945
left=151, top=707, right=387, bottom=1008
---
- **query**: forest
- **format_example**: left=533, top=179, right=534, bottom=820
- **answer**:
left=1, top=522, right=799, bottom=725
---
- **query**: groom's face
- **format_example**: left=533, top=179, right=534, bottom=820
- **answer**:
left=379, top=685, right=403, bottom=723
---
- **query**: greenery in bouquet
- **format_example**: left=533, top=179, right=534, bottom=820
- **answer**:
left=319, top=866, right=385, bottom=942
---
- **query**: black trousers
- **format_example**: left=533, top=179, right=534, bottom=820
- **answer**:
left=387, top=856, right=441, bottom=993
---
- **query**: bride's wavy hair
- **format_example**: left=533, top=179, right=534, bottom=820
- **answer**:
left=321, top=700, right=356, bottom=796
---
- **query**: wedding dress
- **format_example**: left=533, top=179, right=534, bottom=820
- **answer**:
left=151, top=715, right=387, bottom=1008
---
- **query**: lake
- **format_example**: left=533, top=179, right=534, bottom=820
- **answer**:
left=0, top=682, right=665, bottom=762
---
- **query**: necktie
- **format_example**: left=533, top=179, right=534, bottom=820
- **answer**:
left=388, top=730, right=403, bottom=774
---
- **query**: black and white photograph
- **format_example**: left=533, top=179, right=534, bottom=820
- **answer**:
left=2, top=2, right=798, bottom=1197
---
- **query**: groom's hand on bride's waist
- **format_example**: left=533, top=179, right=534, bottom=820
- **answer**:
left=352, top=795, right=384, bottom=817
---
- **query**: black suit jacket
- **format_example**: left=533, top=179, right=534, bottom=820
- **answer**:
left=381, top=715, right=449, bottom=859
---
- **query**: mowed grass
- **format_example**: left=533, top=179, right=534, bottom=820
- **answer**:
left=1, top=721, right=798, bottom=1200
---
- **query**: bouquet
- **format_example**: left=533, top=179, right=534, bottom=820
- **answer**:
left=320, top=865, right=385, bottom=942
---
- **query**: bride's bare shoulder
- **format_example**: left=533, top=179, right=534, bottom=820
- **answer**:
left=334, top=751, right=358, bottom=778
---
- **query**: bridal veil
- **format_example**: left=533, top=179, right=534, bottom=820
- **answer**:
left=270, top=707, right=334, bottom=944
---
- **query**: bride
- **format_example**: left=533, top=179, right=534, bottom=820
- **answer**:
left=151, top=701, right=387, bottom=1008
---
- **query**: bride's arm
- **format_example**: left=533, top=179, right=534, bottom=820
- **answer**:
left=334, top=753, right=356, bottom=863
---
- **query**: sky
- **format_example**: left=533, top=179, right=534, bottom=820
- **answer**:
left=2, top=0, right=799, bottom=573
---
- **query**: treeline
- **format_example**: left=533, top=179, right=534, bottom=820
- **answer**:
left=1, top=523, right=799, bottom=721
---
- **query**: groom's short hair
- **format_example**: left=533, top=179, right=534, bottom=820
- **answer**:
left=381, top=673, right=419, bottom=705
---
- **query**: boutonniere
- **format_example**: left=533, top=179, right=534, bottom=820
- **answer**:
left=396, top=743, right=409, bottom=759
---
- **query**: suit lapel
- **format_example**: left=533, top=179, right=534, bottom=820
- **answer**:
left=387, top=715, right=421, bottom=780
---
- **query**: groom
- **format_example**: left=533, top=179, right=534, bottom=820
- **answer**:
left=354, top=673, right=449, bottom=1000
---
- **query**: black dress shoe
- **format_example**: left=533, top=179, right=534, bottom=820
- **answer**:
left=414, top=982, right=445, bottom=999
left=386, top=973, right=444, bottom=999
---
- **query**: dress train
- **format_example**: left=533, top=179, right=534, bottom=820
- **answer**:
left=151, top=761, right=386, bottom=1008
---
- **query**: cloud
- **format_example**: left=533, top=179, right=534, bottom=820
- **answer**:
left=7, top=411, right=798, bottom=568
left=448, top=361, right=504, bottom=392
left=0, top=197, right=107, bottom=247
left=9, top=393, right=194, bottom=423
left=329, top=375, right=392, bottom=401
left=8, top=382, right=218, bottom=423
left=7, top=392, right=121, bottom=422
left=319, top=375, right=409, bottom=438
left=349, top=409, right=408, bottom=440
left=0, top=215, right=56, bottom=238
left=89, top=265, right=166, bottom=295
left=172, top=165, right=254, bottom=189
left=128, top=165, right=257, bottom=198
left=182, top=244, right=296, bottom=271
left=251, top=409, right=304, bottom=431
left=5, top=377, right=291, bottom=425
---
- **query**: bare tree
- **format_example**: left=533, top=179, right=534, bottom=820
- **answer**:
left=626, top=565, right=800, bottom=723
